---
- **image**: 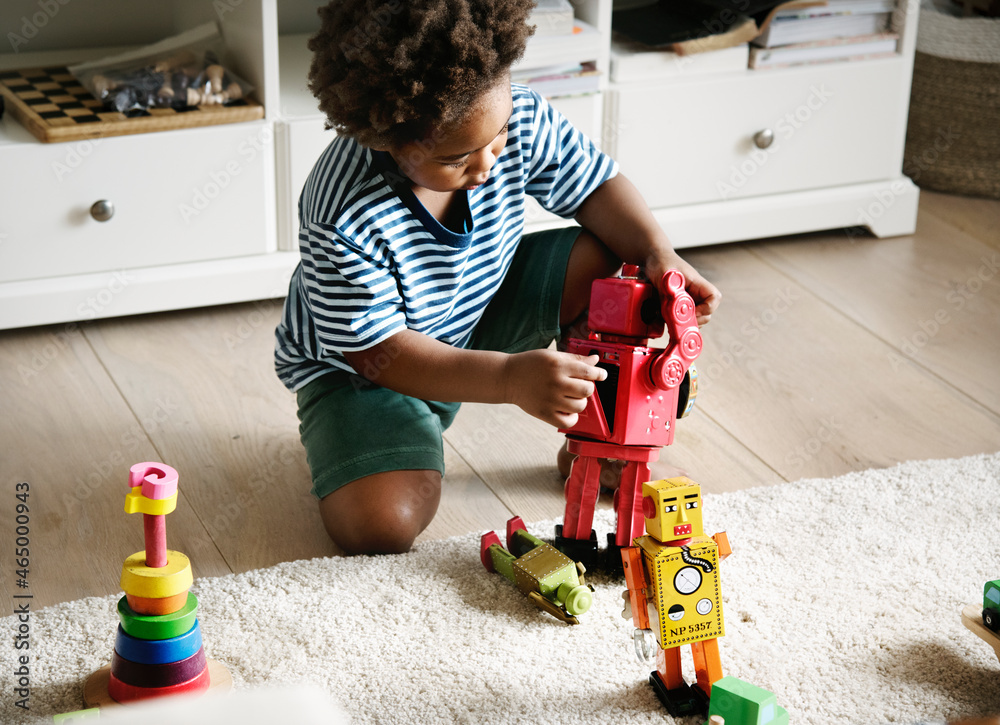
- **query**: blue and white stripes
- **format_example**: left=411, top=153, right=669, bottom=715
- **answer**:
left=275, top=85, right=617, bottom=392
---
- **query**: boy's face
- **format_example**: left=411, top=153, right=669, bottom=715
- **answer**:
left=390, top=81, right=513, bottom=193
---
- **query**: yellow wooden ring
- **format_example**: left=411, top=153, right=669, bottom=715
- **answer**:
left=120, top=551, right=192, bottom=599
left=124, top=487, right=177, bottom=516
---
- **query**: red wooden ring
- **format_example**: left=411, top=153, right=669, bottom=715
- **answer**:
left=111, top=646, right=207, bottom=688
left=107, top=662, right=210, bottom=703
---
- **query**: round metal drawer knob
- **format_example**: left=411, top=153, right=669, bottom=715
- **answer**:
left=90, top=200, right=115, bottom=222
left=753, top=129, right=774, bottom=150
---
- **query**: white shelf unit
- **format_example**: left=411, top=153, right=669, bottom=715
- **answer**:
left=603, top=2, right=920, bottom=248
left=0, top=0, right=919, bottom=330
left=0, top=0, right=296, bottom=330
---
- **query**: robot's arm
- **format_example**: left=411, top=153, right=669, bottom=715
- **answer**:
left=621, top=546, right=651, bottom=630
left=649, top=270, right=703, bottom=392
left=712, top=532, right=732, bottom=561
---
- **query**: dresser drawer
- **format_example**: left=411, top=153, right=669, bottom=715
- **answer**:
left=0, top=121, right=273, bottom=284
left=607, top=58, right=910, bottom=208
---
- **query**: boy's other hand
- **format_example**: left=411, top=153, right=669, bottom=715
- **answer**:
left=646, top=253, right=721, bottom=326
left=503, top=351, right=606, bottom=429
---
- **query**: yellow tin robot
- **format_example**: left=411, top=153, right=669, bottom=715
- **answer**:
left=621, top=477, right=731, bottom=717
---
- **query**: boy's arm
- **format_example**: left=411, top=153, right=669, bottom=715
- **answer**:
left=342, top=329, right=606, bottom=429
left=573, top=173, right=721, bottom=325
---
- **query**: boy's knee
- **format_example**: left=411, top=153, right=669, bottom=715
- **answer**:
left=319, top=470, right=441, bottom=555
left=561, top=229, right=622, bottom=328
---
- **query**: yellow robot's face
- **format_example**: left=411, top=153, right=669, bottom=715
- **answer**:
left=641, top=477, right=704, bottom=542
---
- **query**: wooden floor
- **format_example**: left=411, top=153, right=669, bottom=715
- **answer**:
left=2, top=189, right=998, bottom=610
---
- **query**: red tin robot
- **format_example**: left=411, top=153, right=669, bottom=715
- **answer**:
left=556, top=265, right=702, bottom=567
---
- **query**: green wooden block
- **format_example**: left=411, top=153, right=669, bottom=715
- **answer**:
left=53, top=707, right=100, bottom=722
left=117, top=592, right=198, bottom=641
left=706, top=676, right=789, bottom=725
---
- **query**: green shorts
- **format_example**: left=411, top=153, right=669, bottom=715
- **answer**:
left=296, top=226, right=582, bottom=500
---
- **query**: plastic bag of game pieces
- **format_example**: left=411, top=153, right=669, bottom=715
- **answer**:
left=68, top=22, right=254, bottom=114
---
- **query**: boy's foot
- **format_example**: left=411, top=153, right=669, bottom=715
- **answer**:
left=556, top=440, right=576, bottom=478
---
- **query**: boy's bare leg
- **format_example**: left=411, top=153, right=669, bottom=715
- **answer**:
left=558, top=229, right=622, bottom=333
left=318, top=469, right=442, bottom=554
left=556, top=229, right=621, bottom=479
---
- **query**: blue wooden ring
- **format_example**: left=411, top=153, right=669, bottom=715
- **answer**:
left=118, top=593, right=198, bottom=640
left=114, top=621, right=202, bottom=665
left=111, top=646, right=207, bottom=688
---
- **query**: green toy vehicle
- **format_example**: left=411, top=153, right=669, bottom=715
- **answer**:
left=983, top=579, right=1000, bottom=632
left=705, top=676, right=788, bottom=725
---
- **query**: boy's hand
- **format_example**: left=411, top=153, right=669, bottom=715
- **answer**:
left=646, top=253, right=721, bottom=326
left=503, top=350, right=606, bottom=428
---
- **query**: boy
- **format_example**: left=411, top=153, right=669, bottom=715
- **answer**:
left=274, top=0, right=721, bottom=555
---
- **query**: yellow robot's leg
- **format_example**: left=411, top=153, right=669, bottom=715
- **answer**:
left=655, top=646, right=684, bottom=690
left=649, top=645, right=710, bottom=717
left=691, top=638, right=723, bottom=695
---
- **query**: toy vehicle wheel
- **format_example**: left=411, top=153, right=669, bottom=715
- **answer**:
left=984, top=607, right=1000, bottom=632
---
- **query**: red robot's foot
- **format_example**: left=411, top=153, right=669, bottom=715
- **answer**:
left=554, top=524, right=599, bottom=572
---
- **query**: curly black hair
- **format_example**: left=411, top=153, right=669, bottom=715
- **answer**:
left=308, top=0, right=536, bottom=148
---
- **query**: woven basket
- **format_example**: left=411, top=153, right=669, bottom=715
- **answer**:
left=904, top=6, right=1000, bottom=199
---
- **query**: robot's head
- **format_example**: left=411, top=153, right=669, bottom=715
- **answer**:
left=641, top=477, right=704, bottom=543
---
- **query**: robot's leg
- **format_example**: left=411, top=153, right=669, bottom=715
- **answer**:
left=691, top=638, right=723, bottom=696
left=648, top=645, right=710, bottom=717
left=612, top=459, right=652, bottom=549
left=556, top=452, right=601, bottom=568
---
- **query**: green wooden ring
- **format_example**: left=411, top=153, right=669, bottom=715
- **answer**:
left=117, top=593, right=198, bottom=641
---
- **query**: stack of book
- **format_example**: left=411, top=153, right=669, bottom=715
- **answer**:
left=530, top=0, right=575, bottom=36
left=749, top=0, right=900, bottom=69
left=517, top=0, right=603, bottom=99
left=512, top=61, right=600, bottom=99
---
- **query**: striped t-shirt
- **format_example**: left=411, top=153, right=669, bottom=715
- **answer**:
left=274, top=85, right=618, bottom=392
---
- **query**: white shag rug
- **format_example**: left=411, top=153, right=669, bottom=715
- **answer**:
left=5, top=453, right=1000, bottom=725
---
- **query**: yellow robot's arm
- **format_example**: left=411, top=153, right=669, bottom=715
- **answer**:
left=712, top=531, right=732, bottom=561
left=621, top=546, right=651, bottom=630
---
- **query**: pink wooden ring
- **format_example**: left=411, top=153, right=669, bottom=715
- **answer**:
left=129, top=462, right=178, bottom=500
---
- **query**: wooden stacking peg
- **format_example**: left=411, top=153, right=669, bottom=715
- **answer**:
left=126, top=463, right=178, bottom=568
